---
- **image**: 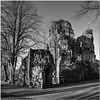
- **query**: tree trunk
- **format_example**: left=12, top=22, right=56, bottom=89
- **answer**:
left=4, top=69, right=9, bottom=82
left=3, top=64, right=9, bottom=82
left=54, top=40, right=60, bottom=84
left=12, top=67, right=15, bottom=84
left=9, top=70, right=12, bottom=83
left=23, top=70, right=26, bottom=86
left=11, top=61, right=16, bottom=84
left=11, top=56, right=17, bottom=84
left=8, top=60, right=13, bottom=83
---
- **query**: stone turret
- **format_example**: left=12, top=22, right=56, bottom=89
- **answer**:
left=76, top=29, right=95, bottom=61
left=49, top=19, right=76, bottom=60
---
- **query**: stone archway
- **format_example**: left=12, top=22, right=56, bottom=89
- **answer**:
left=43, top=66, right=52, bottom=88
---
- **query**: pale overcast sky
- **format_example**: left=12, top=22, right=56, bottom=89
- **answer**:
left=34, top=1, right=100, bottom=60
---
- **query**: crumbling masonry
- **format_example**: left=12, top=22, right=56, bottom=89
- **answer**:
left=19, top=19, right=96, bottom=88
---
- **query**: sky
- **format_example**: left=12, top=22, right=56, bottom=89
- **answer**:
left=34, top=1, right=100, bottom=60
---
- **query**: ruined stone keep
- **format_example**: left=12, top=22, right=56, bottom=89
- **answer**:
left=20, top=19, right=96, bottom=88
left=47, top=19, right=95, bottom=84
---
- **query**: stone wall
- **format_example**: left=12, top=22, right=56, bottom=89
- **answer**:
left=19, top=49, right=55, bottom=88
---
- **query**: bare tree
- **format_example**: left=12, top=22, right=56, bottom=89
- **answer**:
left=1, top=1, right=43, bottom=84
left=74, top=1, right=100, bottom=23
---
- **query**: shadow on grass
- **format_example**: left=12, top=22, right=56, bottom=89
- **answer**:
left=51, top=79, right=99, bottom=88
left=1, top=79, right=99, bottom=98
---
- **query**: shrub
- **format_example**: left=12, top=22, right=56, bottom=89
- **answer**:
left=60, top=61, right=99, bottom=84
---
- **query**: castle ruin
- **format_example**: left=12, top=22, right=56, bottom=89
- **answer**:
left=19, top=19, right=96, bottom=88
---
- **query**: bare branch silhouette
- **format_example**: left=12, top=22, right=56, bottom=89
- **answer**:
left=74, top=1, right=100, bottom=23
left=1, top=1, right=43, bottom=83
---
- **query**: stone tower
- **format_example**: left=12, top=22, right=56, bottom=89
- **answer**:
left=76, top=29, right=95, bottom=62
left=48, top=19, right=76, bottom=84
